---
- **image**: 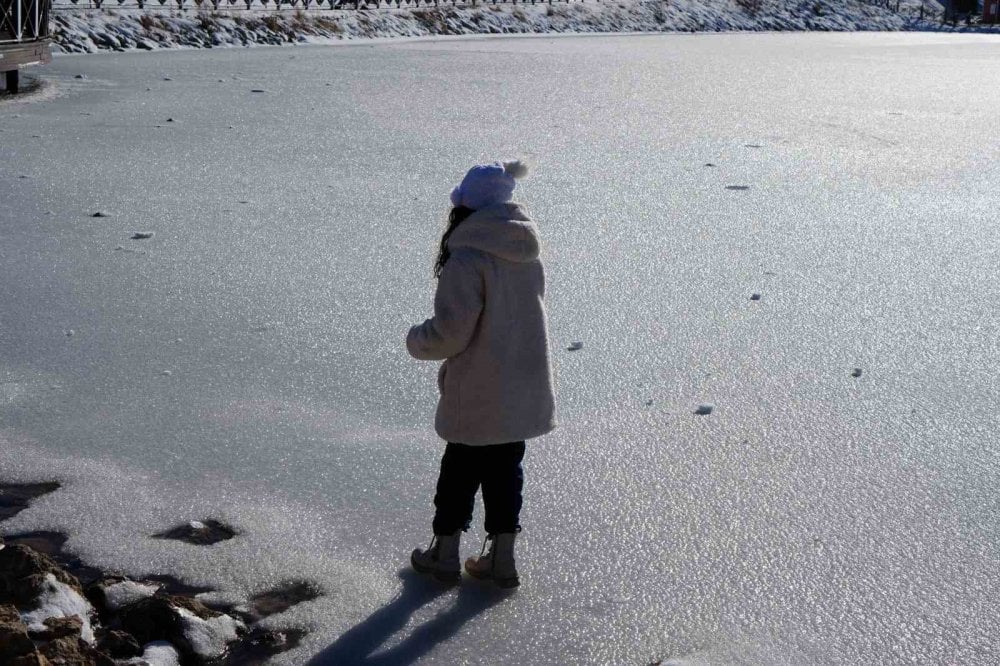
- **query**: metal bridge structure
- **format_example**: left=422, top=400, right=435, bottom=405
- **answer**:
left=1, top=0, right=51, bottom=93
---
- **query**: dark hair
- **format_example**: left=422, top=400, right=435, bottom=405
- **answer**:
left=434, top=206, right=474, bottom=279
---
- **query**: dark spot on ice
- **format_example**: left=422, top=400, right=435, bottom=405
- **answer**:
left=222, top=628, right=307, bottom=665
left=18, top=174, right=29, bottom=178
left=750, top=293, right=762, bottom=301
left=726, top=185, right=750, bottom=191
left=0, top=481, right=61, bottom=521
left=244, top=580, right=322, bottom=622
left=851, top=368, right=863, bottom=378
left=91, top=211, right=110, bottom=218
left=130, top=231, right=154, bottom=240
left=704, top=163, right=716, bottom=167
left=644, top=400, right=653, bottom=406
left=152, top=519, right=237, bottom=545
left=567, top=341, right=584, bottom=351
left=694, top=404, right=714, bottom=416
left=166, top=117, right=175, bottom=122
left=744, top=144, right=763, bottom=148
left=65, top=329, right=75, bottom=337
left=250, top=89, right=266, bottom=93
left=74, top=74, right=85, bottom=79
left=763, top=270, right=778, bottom=276
left=163, top=77, right=172, bottom=81
left=888, top=112, right=904, bottom=116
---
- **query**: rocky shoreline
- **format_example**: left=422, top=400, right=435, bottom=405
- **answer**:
left=0, top=482, right=316, bottom=665
left=46, top=0, right=998, bottom=55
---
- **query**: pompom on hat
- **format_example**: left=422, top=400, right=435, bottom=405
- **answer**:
left=450, top=159, right=529, bottom=211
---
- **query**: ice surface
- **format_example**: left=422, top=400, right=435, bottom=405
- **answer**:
left=102, top=580, right=159, bottom=612
left=2, top=33, right=1000, bottom=665
left=20, top=573, right=96, bottom=644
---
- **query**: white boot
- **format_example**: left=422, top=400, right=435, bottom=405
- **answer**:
left=411, top=532, right=461, bottom=584
left=464, top=532, right=519, bottom=588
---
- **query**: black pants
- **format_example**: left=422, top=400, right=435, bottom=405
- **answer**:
left=431, top=441, right=525, bottom=536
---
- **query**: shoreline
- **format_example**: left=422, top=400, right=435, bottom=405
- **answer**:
left=45, top=0, right=1000, bottom=54
left=0, top=481, right=315, bottom=665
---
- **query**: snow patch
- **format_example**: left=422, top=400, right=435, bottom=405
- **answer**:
left=20, top=573, right=96, bottom=644
left=123, top=641, right=181, bottom=666
left=102, top=580, right=160, bottom=611
left=176, top=607, right=245, bottom=659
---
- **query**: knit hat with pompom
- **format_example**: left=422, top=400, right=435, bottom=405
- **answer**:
left=450, top=160, right=529, bottom=211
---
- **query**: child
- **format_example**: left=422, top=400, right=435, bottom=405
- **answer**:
left=407, top=160, right=556, bottom=588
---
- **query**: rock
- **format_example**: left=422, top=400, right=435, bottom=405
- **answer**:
left=750, top=293, right=761, bottom=301
left=120, top=595, right=220, bottom=646
left=165, top=117, right=175, bottom=123
left=566, top=341, right=584, bottom=352
left=90, top=211, right=109, bottom=218
left=250, top=89, right=266, bottom=93
left=851, top=368, right=863, bottom=378
left=152, top=520, right=236, bottom=546
left=8, top=652, right=51, bottom=666
left=27, top=615, right=82, bottom=641
left=129, top=232, right=154, bottom=240
left=73, top=74, right=84, bottom=79
left=694, top=403, right=714, bottom=416
left=40, top=636, right=115, bottom=666
left=95, top=630, right=141, bottom=659
left=725, top=185, right=750, bottom=191
left=0, top=545, right=83, bottom=606
left=0, top=604, right=36, bottom=660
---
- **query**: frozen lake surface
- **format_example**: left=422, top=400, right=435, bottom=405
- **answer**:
left=2, top=33, right=999, bottom=664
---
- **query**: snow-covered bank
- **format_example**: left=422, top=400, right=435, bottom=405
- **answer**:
left=50, top=0, right=993, bottom=54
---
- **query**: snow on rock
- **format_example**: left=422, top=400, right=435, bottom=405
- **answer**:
left=123, top=641, right=182, bottom=666
left=45, top=0, right=986, bottom=54
left=19, top=573, right=96, bottom=644
left=176, top=607, right=245, bottom=660
left=102, top=580, right=160, bottom=612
